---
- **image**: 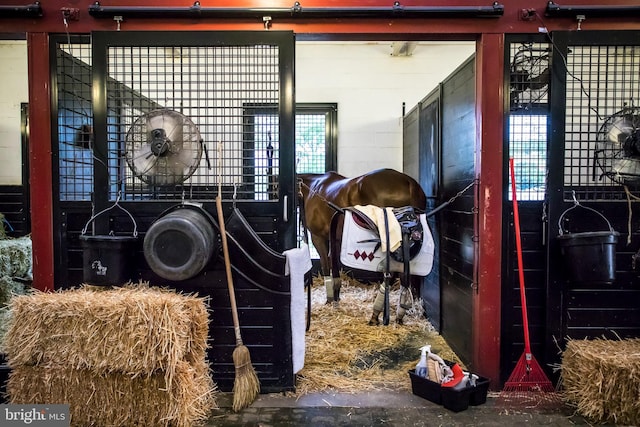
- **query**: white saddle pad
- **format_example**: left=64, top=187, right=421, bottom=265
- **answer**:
left=339, top=210, right=434, bottom=276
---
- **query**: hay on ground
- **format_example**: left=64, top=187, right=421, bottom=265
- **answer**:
left=560, top=338, right=640, bottom=425
left=3, top=283, right=209, bottom=383
left=295, top=274, right=462, bottom=396
left=8, top=361, right=216, bottom=427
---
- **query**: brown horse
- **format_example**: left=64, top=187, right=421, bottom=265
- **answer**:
left=298, top=168, right=427, bottom=324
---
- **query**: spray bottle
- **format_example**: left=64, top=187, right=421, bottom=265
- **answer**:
left=415, top=345, right=430, bottom=378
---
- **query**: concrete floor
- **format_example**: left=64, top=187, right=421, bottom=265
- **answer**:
left=207, top=390, right=603, bottom=426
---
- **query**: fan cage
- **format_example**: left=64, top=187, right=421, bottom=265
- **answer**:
left=563, top=44, right=640, bottom=202
left=509, top=42, right=550, bottom=111
left=125, top=109, right=203, bottom=187
left=594, top=107, right=640, bottom=186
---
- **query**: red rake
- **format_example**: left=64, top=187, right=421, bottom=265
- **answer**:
left=503, top=158, right=555, bottom=395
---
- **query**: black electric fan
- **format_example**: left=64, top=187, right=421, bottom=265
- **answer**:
left=594, top=106, right=640, bottom=185
left=125, top=109, right=203, bottom=186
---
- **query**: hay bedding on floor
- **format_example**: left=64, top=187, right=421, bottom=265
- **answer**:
left=295, top=274, right=461, bottom=396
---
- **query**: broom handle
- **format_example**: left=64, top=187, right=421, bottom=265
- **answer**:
left=217, top=142, right=243, bottom=346
left=509, top=158, right=532, bottom=354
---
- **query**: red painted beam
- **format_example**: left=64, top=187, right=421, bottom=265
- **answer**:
left=473, top=33, right=504, bottom=389
left=1, top=1, right=640, bottom=34
left=27, top=32, right=55, bottom=292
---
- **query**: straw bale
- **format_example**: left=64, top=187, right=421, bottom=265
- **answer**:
left=7, top=360, right=217, bottom=427
left=0, top=235, right=32, bottom=279
left=295, top=274, right=462, bottom=395
left=3, top=283, right=209, bottom=387
left=560, top=338, right=640, bottom=425
left=0, top=213, right=6, bottom=239
left=0, top=305, right=10, bottom=349
left=0, top=275, right=26, bottom=307
left=0, top=273, right=31, bottom=352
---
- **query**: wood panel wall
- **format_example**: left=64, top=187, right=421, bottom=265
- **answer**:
left=438, top=56, right=476, bottom=365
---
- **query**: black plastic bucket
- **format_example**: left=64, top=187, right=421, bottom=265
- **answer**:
left=80, top=198, right=138, bottom=286
left=143, top=203, right=217, bottom=281
left=80, top=235, right=138, bottom=285
left=557, top=231, right=619, bottom=283
left=556, top=200, right=619, bottom=284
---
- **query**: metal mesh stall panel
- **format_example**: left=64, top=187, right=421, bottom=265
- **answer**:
left=57, top=38, right=93, bottom=201
left=508, top=41, right=550, bottom=201
left=509, top=42, right=550, bottom=112
left=563, top=44, right=640, bottom=201
left=106, top=45, right=280, bottom=201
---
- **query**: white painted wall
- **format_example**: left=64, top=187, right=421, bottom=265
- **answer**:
left=0, top=40, right=28, bottom=185
left=296, top=41, right=475, bottom=177
left=0, top=40, right=475, bottom=185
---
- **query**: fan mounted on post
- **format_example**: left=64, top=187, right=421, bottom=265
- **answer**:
left=510, top=43, right=550, bottom=110
left=594, top=106, right=640, bottom=185
left=125, top=109, right=203, bottom=186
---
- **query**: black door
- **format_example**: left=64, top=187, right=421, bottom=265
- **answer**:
left=90, top=31, right=296, bottom=250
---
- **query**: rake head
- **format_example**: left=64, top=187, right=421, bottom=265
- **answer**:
left=503, top=351, right=555, bottom=392
left=498, top=351, right=564, bottom=410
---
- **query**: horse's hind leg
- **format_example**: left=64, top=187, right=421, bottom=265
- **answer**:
left=395, top=276, right=414, bottom=325
left=368, top=282, right=386, bottom=326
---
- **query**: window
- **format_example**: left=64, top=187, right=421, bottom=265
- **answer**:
left=508, top=114, right=547, bottom=201
left=295, top=103, right=337, bottom=256
left=295, top=104, right=337, bottom=173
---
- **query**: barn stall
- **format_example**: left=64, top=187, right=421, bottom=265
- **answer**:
left=402, top=30, right=640, bottom=392
left=0, top=1, right=639, bottom=412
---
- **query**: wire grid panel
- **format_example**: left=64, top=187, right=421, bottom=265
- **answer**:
left=508, top=115, right=547, bottom=201
left=106, top=45, right=281, bottom=201
left=509, top=42, right=550, bottom=111
left=507, top=41, right=550, bottom=201
left=563, top=44, right=640, bottom=201
left=57, top=39, right=94, bottom=201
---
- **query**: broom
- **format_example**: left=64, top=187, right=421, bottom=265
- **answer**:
left=503, top=158, right=554, bottom=395
left=216, top=141, right=260, bottom=412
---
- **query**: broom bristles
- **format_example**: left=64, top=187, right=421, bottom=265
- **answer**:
left=503, top=351, right=555, bottom=392
left=232, top=344, right=260, bottom=412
